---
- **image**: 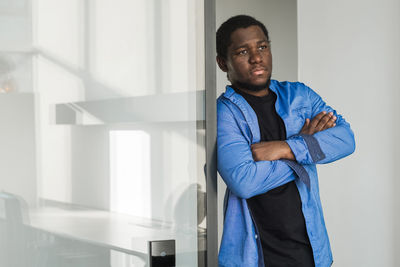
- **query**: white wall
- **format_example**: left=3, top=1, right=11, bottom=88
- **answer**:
left=298, top=0, right=400, bottom=266
left=216, top=1, right=400, bottom=266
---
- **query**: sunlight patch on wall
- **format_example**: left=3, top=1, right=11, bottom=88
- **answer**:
left=109, top=130, right=151, bottom=218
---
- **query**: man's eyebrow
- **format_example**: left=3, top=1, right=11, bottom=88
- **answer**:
left=231, top=39, right=269, bottom=50
left=257, top=39, right=269, bottom=44
left=232, top=44, right=248, bottom=50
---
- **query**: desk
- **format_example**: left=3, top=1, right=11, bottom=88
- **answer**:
left=28, top=205, right=205, bottom=260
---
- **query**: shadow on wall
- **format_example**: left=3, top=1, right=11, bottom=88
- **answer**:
left=34, top=47, right=125, bottom=101
left=173, top=183, right=206, bottom=228
left=162, top=183, right=206, bottom=231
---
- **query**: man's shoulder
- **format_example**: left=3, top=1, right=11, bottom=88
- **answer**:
left=217, top=86, right=238, bottom=110
left=271, top=80, right=308, bottom=90
left=216, top=88, right=247, bottom=121
left=217, top=85, right=235, bottom=100
left=216, top=93, right=232, bottom=115
left=271, top=80, right=313, bottom=98
left=216, top=93, right=228, bottom=108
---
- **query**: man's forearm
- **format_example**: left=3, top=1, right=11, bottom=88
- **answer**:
left=281, top=141, right=296, bottom=160
left=251, top=141, right=295, bottom=161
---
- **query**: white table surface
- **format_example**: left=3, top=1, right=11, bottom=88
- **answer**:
left=28, top=206, right=204, bottom=258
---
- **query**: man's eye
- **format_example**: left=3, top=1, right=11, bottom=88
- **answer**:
left=238, top=50, right=247, bottom=55
left=258, top=45, right=268, bottom=50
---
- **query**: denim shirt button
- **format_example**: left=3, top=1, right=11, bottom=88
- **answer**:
left=255, top=234, right=258, bottom=239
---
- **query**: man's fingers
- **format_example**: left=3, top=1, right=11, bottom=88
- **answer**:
left=301, top=111, right=337, bottom=135
left=317, top=112, right=337, bottom=131
left=324, top=116, right=337, bottom=130
left=309, top=111, right=326, bottom=128
left=315, top=112, right=333, bottom=130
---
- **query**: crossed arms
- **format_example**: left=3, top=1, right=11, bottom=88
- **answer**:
left=217, top=86, right=355, bottom=199
left=251, top=111, right=336, bottom=161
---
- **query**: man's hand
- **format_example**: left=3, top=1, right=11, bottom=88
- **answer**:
left=300, top=111, right=336, bottom=135
left=251, top=141, right=295, bottom=161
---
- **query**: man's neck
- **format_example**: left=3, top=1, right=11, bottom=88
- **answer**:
left=236, top=87, right=269, bottom=97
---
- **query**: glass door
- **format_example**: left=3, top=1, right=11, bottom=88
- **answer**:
left=0, top=0, right=217, bottom=266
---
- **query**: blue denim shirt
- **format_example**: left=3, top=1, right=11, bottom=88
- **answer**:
left=217, top=80, right=355, bottom=267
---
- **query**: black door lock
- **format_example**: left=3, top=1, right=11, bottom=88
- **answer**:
left=148, top=240, right=176, bottom=267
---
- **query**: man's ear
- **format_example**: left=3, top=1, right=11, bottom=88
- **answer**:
left=216, top=56, right=228, bottom=72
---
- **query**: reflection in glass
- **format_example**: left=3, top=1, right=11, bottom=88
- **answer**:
left=0, top=0, right=205, bottom=266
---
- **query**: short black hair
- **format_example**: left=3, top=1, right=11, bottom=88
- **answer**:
left=216, top=15, right=270, bottom=59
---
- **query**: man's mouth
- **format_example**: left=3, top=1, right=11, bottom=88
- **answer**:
left=251, top=68, right=266, bottom=75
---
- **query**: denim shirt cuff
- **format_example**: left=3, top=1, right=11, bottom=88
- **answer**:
left=286, top=134, right=326, bottom=164
left=299, top=134, right=326, bottom=162
left=281, top=159, right=310, bottom=189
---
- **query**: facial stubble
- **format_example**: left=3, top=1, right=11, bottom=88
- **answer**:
left=234, top=78, right=271, bottom=92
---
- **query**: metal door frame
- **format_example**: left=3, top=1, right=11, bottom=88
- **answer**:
left=204, top=0, right=218, bottom=266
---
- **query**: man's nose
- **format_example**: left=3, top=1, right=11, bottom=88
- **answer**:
left=249, top=50, right=262, bottom=64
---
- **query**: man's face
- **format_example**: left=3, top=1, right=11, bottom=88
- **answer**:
left=217, top=25, right=272, bottom=92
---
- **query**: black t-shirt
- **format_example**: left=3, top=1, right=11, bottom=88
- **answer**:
left=234, top=87, right=315, bottom=267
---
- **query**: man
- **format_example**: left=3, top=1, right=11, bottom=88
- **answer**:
left=216, top=15, right=355, bottom=267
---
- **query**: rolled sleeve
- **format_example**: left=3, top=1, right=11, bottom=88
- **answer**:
left=286, top=134, right=326, bottom=165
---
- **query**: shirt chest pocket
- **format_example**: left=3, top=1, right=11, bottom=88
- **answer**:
left=284, top=106, right=311, bottom=137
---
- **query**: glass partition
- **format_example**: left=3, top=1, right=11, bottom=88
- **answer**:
left=0, top=0, right=212, bottom=266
